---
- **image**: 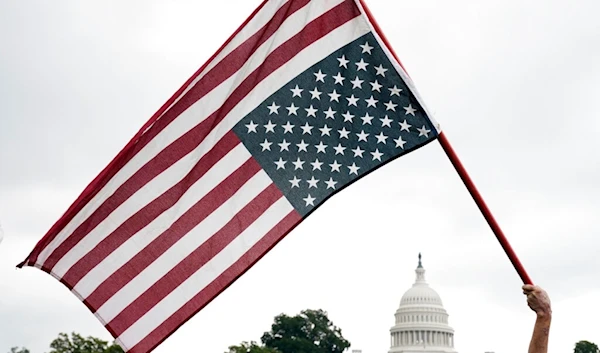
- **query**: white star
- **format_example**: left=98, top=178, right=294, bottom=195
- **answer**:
left=346, top=95, right=359, bottom=106
left=300, top=122, right=313, bottom=135
left=384, top=100, right=398, bottom=111
left=418, top=125, right=432, bottom=137
left=267, top=102, right=280, bottom=115
left=314, top=69, right=327, bottom=83
left=360, top=41, right=374, bottom=54
left=286, top=103, right=299, bottom=116
left=305, top=105, right=318, bottom=118
left=342, top=112, right=354, bottom=123
left=348, top=163, right=360, bottom=175
left=325, top=177, right=338, bottom=190
left=333, top=143, right=346, bottom=155
left=309, top=87, right=322, bottom=100
left=328, top=90, right=341, bottom=102
left=303, top=194, right=316, bottom=206
left=356, top=58, right=369, bottom=71
left=319, top=124, right=332, bottom=136
left=338, top=127, right=350, bottom=139
left=404, top=104, right=417, bottom=116
left=315, top=141, right=328, bottom=154
left=260, top=139, right=272, bottom=151
left=399, top=119, right=412, bottom=132
left=371, top=148, right=384, bottom=162
left=352, top=146, right=365, bottom=157
left=311, top=159, right=323, bottom=171
left=290, top=85, right=303, bottom=98
left=245, top=121, right=258, bottom=133
left=361, top=113, right=374, bottom=125
left=356, top=130, right=369, bottom=142
left=289, top=176, right=301, bottom=188
left=329, top=160, right=342, bottom=173
left=307, top=176, right=319, bottom=188
left=370, top=80, right=383, bottom=92
left=292, top=157, right=305, bottom=170
left=365, top=96, right=378, bottom=108
left=274, top=157, right=287, bottom=170
left=297, top=140, right=309, bottom=152
left=350, top=76, right=364, bottom=89
left=264, top=120, right=276, bottom=133
left=394, top=136, right=407, bottom=149
left=282, top=121, right=295, bottom=134
left=278, top=139, right=291, bottom=152
left=323, top=107, right=336, bottom=119
left=375, top=132, right=388, bottom=144
left=389, top=85, right=402, bottom=96
left=380, top=115, right=393, bottom=127
left=375, top=64, right=388, bottom=77
left=337, top=55, right=349, bottom=68
left=333, top=72, right=345, bottom=85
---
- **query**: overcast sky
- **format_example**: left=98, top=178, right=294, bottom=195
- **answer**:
left=1, top=1, right=599, bottom=353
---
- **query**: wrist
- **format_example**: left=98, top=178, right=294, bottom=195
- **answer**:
left=536, top=311, right=552, bottom=321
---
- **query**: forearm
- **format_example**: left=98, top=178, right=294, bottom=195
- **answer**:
left=528, top=314, right=551, bottom=353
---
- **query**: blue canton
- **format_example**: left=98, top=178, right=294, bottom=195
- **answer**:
left=233, top=33, right=437, bottom=217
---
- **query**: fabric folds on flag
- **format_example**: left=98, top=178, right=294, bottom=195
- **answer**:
left=19, top=0, right=440, bottom=352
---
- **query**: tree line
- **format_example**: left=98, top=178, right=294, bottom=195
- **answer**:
left=8, top=309, right=598, bottom=353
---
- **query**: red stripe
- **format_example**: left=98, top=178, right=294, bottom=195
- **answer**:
left=128, top=0, right=311, bottom=158
left=60, top=132, right=241, bottom=287
left=107, top=183, right=283, bottom=336
left=38, top=0, right=358, bottom=273
left=84, top=158, right=262, bottom=312
left=20, top=0, right=272, bottom=269
left=127, top=210, right=302, bottom=353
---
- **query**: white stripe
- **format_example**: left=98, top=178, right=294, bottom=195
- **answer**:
left=117, top=196, right=294, bottom=350
left=71, top=144, right=253, bottom=298
left=169, top=0, right=289, bottom=107
left=36, top=0, right=346, bottom=268
left=51, top=144, right=246, bottom=279
left=96, top=169, right=273, bottom=323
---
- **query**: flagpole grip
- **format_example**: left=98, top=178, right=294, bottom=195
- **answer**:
left=358, top=0, right=532, bottom=285
left=437, top=132, right=533, bottom=285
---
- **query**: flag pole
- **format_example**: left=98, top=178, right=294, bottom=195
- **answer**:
left=358, top=0, right=533, bottom=285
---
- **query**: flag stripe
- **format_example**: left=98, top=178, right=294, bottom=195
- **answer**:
left=132, top=0, right=312, bottom=155
left=168, top=0, right=287, bottom=103
left=118, top=197, right=298, bottom=350
left=72, top=141, right=252, bottom=299
left=127, top=210, right=301, bottom=353
left=107, top=183, right=283, bottom=336
left=52, top=131, right=242, bottom=280
left=20, top=0, right=274, bottom=268
left=61, top=132, right=241, bottom=287
left=86, top=157, right=263, bottom=314
left=36, top=0, right=356, bottom=272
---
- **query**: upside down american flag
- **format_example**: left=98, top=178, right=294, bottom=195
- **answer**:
left=19, top=1, right=441, bottom=352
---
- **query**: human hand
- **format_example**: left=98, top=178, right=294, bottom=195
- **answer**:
left=522, top=285, right=552, bottom=318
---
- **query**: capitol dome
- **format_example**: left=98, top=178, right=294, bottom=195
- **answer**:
left=389, top=254, right=457, bottom=353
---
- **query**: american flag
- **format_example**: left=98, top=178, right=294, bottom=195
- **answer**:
left=19, top=1, right=439, bottom=352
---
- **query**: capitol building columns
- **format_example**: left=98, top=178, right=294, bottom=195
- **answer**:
left=388, top=254, right=457, bottom=353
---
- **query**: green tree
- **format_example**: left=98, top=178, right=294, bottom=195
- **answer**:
left=9, top=348, right=30, bottom=353
left=227, top=342, right=279, bottom=353
left=48, top=332, right=124, bottom=353
left=261, top=309, right=350, bottom=353
left=575, top=341, right=599, bottom=353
